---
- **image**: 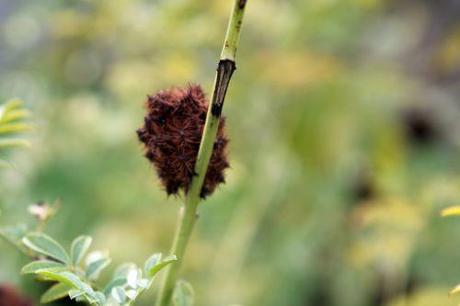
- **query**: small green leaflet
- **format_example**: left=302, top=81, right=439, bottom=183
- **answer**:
left=22, top=232, right=70, bottom=264
left=86, top=257, right=111, bottom=280
left=111, top=286, right=126, bottom=304
left=146, top=254, right=177, bottom=277
left=70, top=236, right=92, bottom=266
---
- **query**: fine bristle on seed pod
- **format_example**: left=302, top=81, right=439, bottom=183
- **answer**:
left=137, top=85, right=229, bottom=198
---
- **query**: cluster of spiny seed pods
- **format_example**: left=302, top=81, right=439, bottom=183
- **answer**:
left=137, top=85, right=229, bottom=198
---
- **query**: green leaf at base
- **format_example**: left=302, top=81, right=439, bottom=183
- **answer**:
left=41, top=283, right=73, bottom=303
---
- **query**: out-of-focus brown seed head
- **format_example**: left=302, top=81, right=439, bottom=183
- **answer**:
left=0, top=284, right=33, bottom=306
left=137, top=85, right=229, bottom=198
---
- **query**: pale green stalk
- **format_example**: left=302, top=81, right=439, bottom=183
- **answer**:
left=155, top=1, right=248, bottom=305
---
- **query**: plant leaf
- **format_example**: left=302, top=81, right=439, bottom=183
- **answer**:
left=22, top=232, right=70, bottom=264
left=0, top=224, right=28, bottom=251
left=86, top=257, right=111, bottom=280
left=126, top=268, right=140, bottom=288
left=114, top=263, right=137, bottom=278
left=172, top=280, right=195, bottom=306
left=40, top=283, right=73, bottom=303
left=35, top=270, right=98, bottom=302
left=21, top=260, right=66, bottom=274
left=68, top=289, right=85, bottom=299
left=0, top=99, right=30, bottom=123
left=111, top=286, right=126, bottom=304
left=0, top=123, right=32, bottom=134
left=92, top=292, right=106, bottom=305
left=103, top=277, right=127, bottom=295
left=125, top=289, right=137, bottom=300
left=0, top=99, right=31, bottom=166
left=1, top=110, right=30, bottom=123
left=441, top=206, right=460, bottom=217
left=146, top=254, right=177, bottom=278
left=144, top=253, right=162, bottom=275
left=450, top=284, right=460, bottom=296
left=0, top=138, right=30, bottom=148
left=70, top=236, right=92, bottom=266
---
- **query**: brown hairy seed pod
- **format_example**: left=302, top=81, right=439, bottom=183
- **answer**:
left=0, top=284, right=33, bottom=306
left=137, top=85, right=229, bottom=198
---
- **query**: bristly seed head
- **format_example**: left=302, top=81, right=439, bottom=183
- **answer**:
left=137, top=85, right=229, bottom=198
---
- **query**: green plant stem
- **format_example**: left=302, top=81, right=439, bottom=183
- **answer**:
left=155, top=1, right=248, bottom=305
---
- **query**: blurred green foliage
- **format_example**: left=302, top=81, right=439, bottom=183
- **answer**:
left=1, top=0, right=460, bottom=305
left=0, top=99, right=31, bottom=167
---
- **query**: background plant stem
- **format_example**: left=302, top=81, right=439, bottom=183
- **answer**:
left=155, top=1, right=248, bottom=305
